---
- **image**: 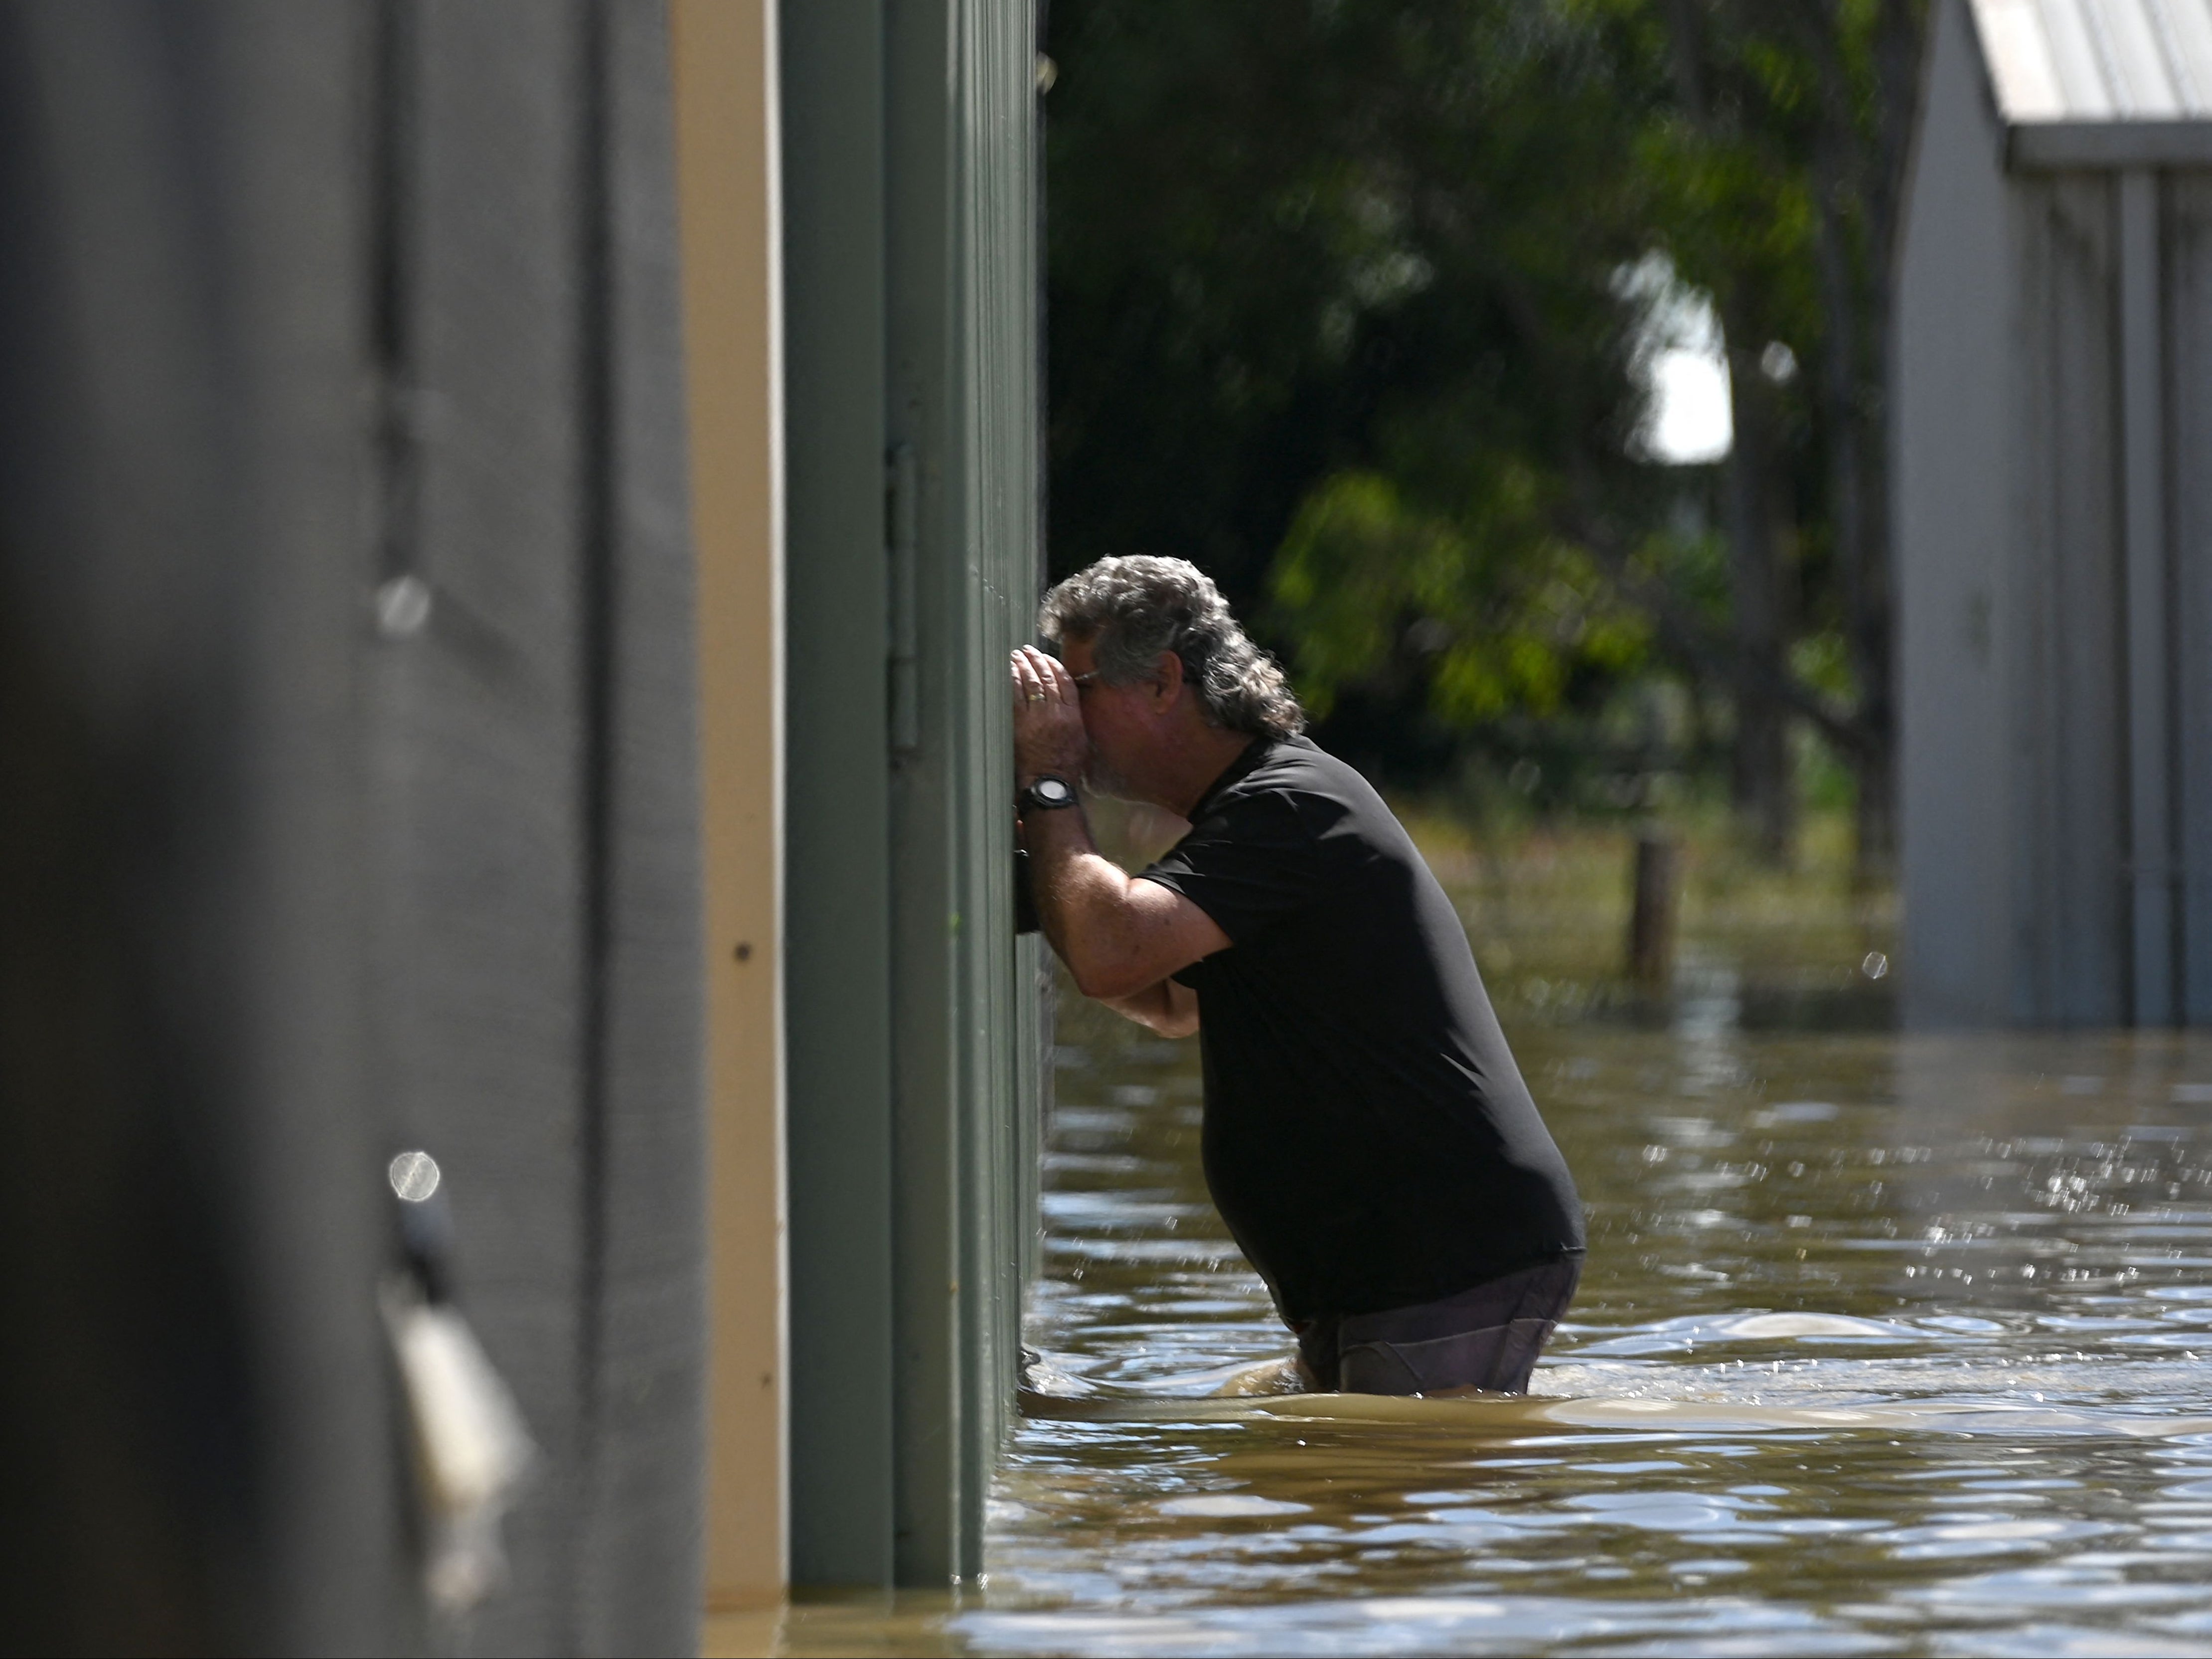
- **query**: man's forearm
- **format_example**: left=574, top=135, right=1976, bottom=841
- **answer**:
left=1021, top=803, right=1164, bottom=998
left=1020, top=794, right=1230, bottom=998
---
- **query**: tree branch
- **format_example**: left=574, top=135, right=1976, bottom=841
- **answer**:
left=1554, top=475, right=1878, bottom=762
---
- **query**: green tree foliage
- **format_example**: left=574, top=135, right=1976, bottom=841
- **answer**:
left=1273, top=471, right=1651, bottom=725
left=1046, top=0, right=1920, bottom=852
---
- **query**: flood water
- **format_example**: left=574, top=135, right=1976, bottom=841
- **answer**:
left=767, top=838, right=2212, bottom=1658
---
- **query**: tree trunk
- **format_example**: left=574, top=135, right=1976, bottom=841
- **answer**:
left=1801, top=0, right=1913, bottom=879
left=1811, top=132, right=1896, bottom=877
left=1854, top=0, right=1927, bottom=878
left=1724, top=330, right=1795, bottom=862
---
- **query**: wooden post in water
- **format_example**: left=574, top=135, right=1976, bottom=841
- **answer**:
left=1629, top=831, right=1681, bottom=992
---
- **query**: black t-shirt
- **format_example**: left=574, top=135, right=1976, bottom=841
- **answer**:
left=1139, top=736, right=1583, bottom=1323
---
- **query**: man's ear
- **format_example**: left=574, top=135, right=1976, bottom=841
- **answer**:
left=1151, top=649, right=1184, bottom=712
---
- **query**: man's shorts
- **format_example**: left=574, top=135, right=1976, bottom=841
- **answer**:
left=1292, top=1254, right=1582, bottom=1395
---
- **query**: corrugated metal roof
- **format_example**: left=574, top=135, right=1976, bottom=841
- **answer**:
left=1969, top=0, right=2212, bottom=162
left=1971, top=0, right=2212, bottom=119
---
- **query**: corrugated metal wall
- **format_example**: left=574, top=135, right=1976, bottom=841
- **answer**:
left=2173, top=174, right=2212, bottom=1027
left=2009, top=173, right=2130, bottom=1024
left=784, top=0, right=1042, bottom=1590
left=369, top=3, right=707, bottom=1646
left=0, top=6, right=403, bottom=1645
left=0, top=1, right=707, bottom=1650
left=1899, top=0, right=2019, bottom=1026
left=780, top=0, right=899, bottom=1587
left=1901, top=0, right=2212, bottom=1028
left=1998, top=165, right=2212, bottom=1026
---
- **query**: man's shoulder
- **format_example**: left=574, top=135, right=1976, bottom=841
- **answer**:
left=1199, top=739, right=1412, bottom=868
left=1231, top=737, right=1387, bottom=816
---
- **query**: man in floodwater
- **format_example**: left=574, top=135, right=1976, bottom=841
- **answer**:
left=1012, top=556, right=1584, bottom=1396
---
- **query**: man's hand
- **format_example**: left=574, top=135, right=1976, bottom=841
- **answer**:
left=1011, top=645, right=1088, bottom=784
left=1100, top=977, right=1201, bottom=1039
left=1010, top=643, right=1228, bottom=1008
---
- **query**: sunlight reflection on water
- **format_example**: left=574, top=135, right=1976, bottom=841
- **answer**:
left=936, top=997, right=2212, bottom=1658
left=761, top=899, right=2212, bottom=1659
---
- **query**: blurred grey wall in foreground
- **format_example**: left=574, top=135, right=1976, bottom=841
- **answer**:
left=1898, top=0, right=2212, bottom=1028
left=0, top=1, right=705, bottom=1651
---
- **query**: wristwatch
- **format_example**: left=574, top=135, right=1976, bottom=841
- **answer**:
left=1018, top=775, right=1078, bottom=811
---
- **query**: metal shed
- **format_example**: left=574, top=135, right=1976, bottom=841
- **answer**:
left=1896, top=0, right=2212, bottom=1026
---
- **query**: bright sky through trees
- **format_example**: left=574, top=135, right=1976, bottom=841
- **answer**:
left=1646, top=333, right=1732, bottom=463
left=1622, top=252, right=1732, bottom=465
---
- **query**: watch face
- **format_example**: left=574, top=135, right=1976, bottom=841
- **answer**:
left=1032, top=777, right=1074, bottom=806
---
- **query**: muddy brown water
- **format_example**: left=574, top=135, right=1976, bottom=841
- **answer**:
left=767, top=938, right=2212, bottom=1657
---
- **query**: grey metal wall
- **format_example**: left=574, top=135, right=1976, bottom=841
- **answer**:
left=1899, top=0, right=2212, bottom=1028
left=2174, top=175, right=2212, bottom=1026
left=1898, top=0, right=2019, bottom=1026
left=370, top=3, right=707, bottom=1648
left=783, top=0, right=1043, bottom=1590
left=2008, top=170, right=2129, bottom=1025
left=0, top=2, right=706, bottom=1650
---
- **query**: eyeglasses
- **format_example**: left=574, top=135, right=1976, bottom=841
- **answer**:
left=1066, top=669, right=1162, bottom=696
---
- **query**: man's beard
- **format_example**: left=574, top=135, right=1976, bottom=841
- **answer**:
left=1082, top=749, right=1134, bottom=800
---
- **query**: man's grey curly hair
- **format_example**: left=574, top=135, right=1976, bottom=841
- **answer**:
left=1039, top=556, right=1305, bottom=740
